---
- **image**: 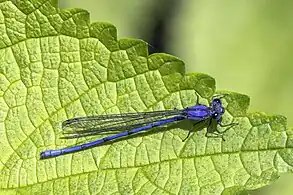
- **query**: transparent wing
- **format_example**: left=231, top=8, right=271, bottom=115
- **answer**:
left=62, top=109, right=183, bottom=138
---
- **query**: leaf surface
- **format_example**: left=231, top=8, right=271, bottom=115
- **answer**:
left=0, top=1, right=292, bottom=195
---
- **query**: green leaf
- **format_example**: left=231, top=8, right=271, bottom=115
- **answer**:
left=0, top=1, right=292, bottom=195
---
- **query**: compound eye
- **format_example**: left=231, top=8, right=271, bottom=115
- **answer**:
left=221, top=107, right=225, bottom=114
left=212, top=98, right=222, bottom=106
left=214, top=99, right=221, bottom=104
left=213, top=112, right=218, bottom=118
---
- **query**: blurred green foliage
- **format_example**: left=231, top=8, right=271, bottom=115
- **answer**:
left=60, top=1, right=293, bottom=195
left=168, top=0, right=293, bottom=128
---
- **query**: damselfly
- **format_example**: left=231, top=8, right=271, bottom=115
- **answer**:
left=40, top=93, right=238, bottom=159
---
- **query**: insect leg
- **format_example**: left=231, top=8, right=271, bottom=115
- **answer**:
left=218, top=121, right=239, bottom=127
left=194, top=91, right=200, bottom=105
left=182, top=120, right=205, bottom=142
left=205, top=118, right=226, bottom=141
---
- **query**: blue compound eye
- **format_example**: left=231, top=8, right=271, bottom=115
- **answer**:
left=212, top=98, right=222, bottom=107
left=221, top=107, right=225, bottom=114
left=215, top=99, right=221, bottom=103
left=212, top=112, right=218, bottom=119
